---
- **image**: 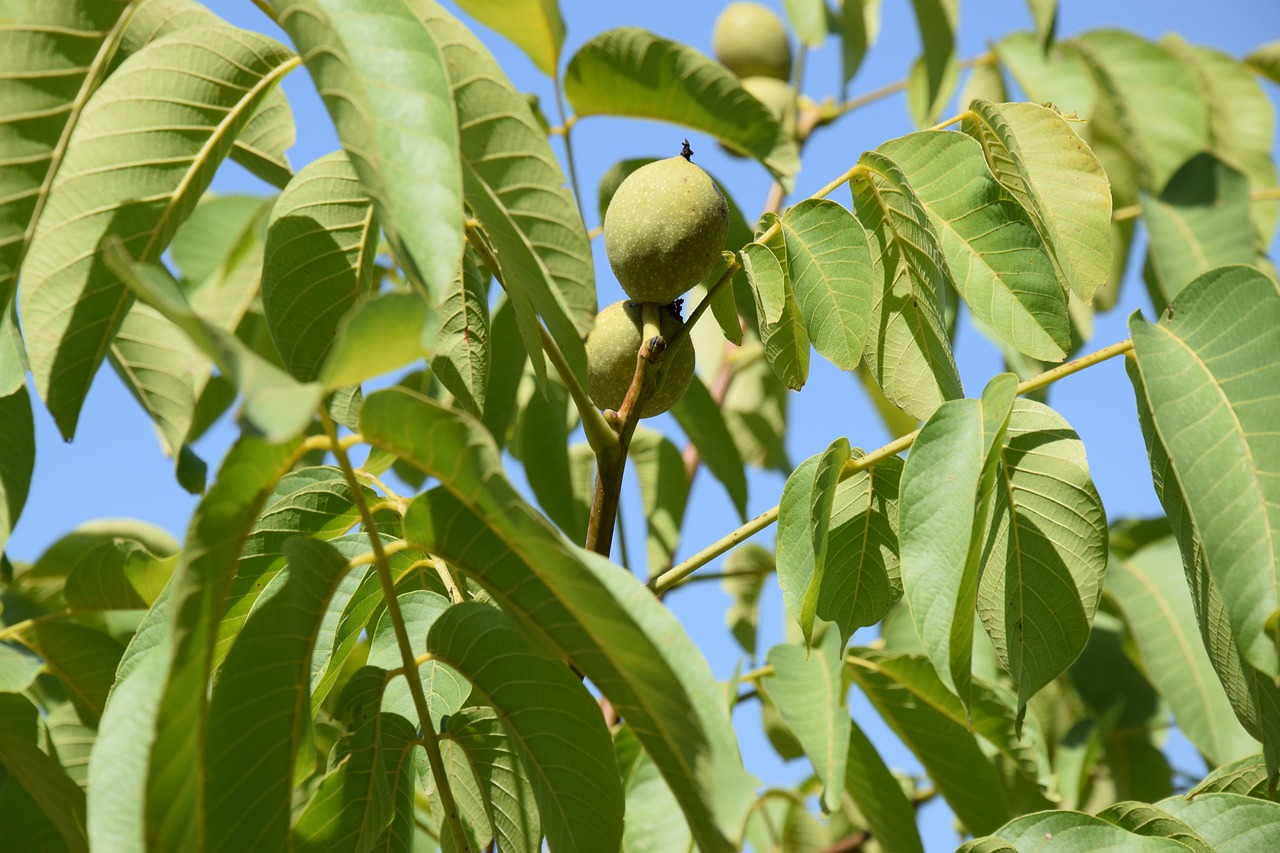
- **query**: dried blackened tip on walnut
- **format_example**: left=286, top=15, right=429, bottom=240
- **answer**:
left=586, top=301, right=696, bottom=418
left=712, top=2, right=792, bottom=82
left=681, top=138, right=694, bottom=161
left=603, top=156, right=729, bottom=306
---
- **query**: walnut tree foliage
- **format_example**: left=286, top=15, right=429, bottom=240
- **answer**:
left=1, top=0, right=1279, bottom=850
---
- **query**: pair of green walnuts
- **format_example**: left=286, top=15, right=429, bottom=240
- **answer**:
left=584, top=3, right=794, bottom=419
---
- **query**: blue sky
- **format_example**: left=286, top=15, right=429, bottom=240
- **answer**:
left=9, top=1, right=1280, bottom=849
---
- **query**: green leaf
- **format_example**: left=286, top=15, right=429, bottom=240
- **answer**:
left=844, top=716, right=924, bottom=853
left=846, top=650, right=1018, bottom=836
left=446, top=707, right=541, bottom=853
left=808, top=439, right=852, bottom=643
left=63, top=537, right=174, bottom=611
left=432, top=249, right=491, bottom=418
left=428, top=603, right=623, bottom=853
left=292, top=668, right=420, bottom=852
left=274, top=0, right=462, bottom=301
left=959, top=58, right=1008, bottom=108
left=849, top=148, right=962, bottom=419
left=629, top=427, right=690, bottom=576
left=1026, top=0, right=1057, bottom=46
left=615, top=725, right=692, bottom=853
left=962, top=810, right=1188, bottom=852
left=741, top=240, right=810, bottom=391
left=906, top=51, right=959, bottom=129
left=670, top=373, right=749, bottom=520
left=1158, top=792, right=1280, bottom=851
left=700, top=254, right=745, bottom=346
left=1072, top=30, right=1209, bottom=193
left=438, top=736, right=493, bottom=853
left=412, top=1, right=593, bottom=375
left=976, top=399, right=1108, bottom=716
left=363, top=388, right=757, bottom=851
left=961, top=100, right=1113, bottom=305
left=20, top=622, right=124, bottom=727
left=1164, top=37, right=1278, bottom=244
left=1107, top=537, right=1259, bottom=766
left=45, top=703, right=95, bottom=791
left=453, top=0, right=563, bottom=77
left=723, top=353, right=791, bottom=473
left=214, top=466, right=365, bottom=669
left=819, top=452, right=904, bottom=645
left=1128, top=266, right=1280, bottom=677
left=1188, top=754, right=1274, bottom=800
left=143, top=434, right=305, bottom=852
left=319, top=291, right=431, bottom=389
left=784, top=0, right=827, bottom=47
left=1247, top=40, right=1280, bottom=84
left=517, top=377, right=584, bottom=540
left=763, top=630, right=851, bottom=811
left=839, top=0, right=882, bottom=93
left=106, top=248, right=324, bottom=441
left=882, top=130, right=1069, bottom=361
left=907, top=0, right=958, bottom=126
left=0, top=643, right=42, bottom=695
left=899, top=373, right=1016, bottom=709
left=205, top=538, right=351, bottom=853
left=721, top=544, right=773, bottom=660
left=0, top=694, right=88, bottom=853
left=1097, top=801, right=1213, bottom=853
left=20, top=25, right=297, bottom=438
left=262, top=150, right=379, bottom=382
left=778, top=200, right=873, bottom=371
left=1141, top=154, right=1256, bottom=311
left=564, top=28, right=800, bottom=189
left=170, top=195, right=269, bottom=286
left=0, top=387, right=34, bottom=558
left=367, top=591, right=470, bottom=727
left=994, top=33, right=1099, bottom=122
left=0, top=0, right=130, bottom=317
left=1127, top=332, right=1280, bottom=785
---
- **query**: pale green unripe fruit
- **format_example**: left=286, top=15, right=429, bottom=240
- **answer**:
left=586, top=301, right=696, bottom=418
left=603, top=156, right=729, bottom=306
left=713, top=2, right=792, bottom=81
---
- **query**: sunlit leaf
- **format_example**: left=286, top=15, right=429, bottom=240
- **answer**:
left=994, top=32, right=1099, bottom=122
left=0, top=694, right=88, bottom=853
left=517, top=377, right=585, bottom=540
left=453, top=0, right=563, bottom=76
left=1158, top=792, right=1280, bottom=851
left=428, top=603, right=623, bottom=853
left=262, top=151, right=379, bottom=382
left=849, top=147, right=961, bottom=419
left=629, top=427, right=689, bottom=575
left=840, top=0, right=882, bottom=93
left=1098, top=801, right=1213, bottom=852
left=446, top=706, right=541, bottom=853
left=906, top=50, right=959, bottom=128
left=364, top=388, right=757, bottom=851
left=899, top=373, right=1016, bottom=709
left=274, top=0, right=462, bottom=301
left=723, top=353, right=791, bottom=473
left=1165, top=37, right=1278, bottom=243
left=1072, top=29, right=1209, bottom=193
left=205, top=538, right=350, bottom=853
left=1027, top=0, right=1057, bottom=46
left=783, top=0, right=828, bottom=47
left=368, top=591, right=470, bottom=728
left=615, top=724, right=692, bottom=853
left=0, top=0, right=130, bottom=322
left=1141, top=154, right=1256, bottom=311
left=1247, top=40, right=1280, bottom=84
left=20, top=25, right=296, bottom=438
left=962, top=100, right=1112, bottom=305
left=1128, top=265, right=1280, bottom=678
left=564, top=28, right=800, bottom=188
left=1188, top=754, right=1274, bottom=800
left=432, top=249, right=491, bottom=418
left=883, top=130, right=1069, bottom=361
left=844, top=716, right=924, bottom=853
left=722, top=544, right=773, bottom=660
left=763, top=630, right=851, bottom=811
left=0, top=388, right=34, bottom=558
left=976, top=399, right=1108, bottom=717
left=778, top=200, right=873, bottom=371
left=319, top=291, right=430, bottom=389
left=961, top=810, right=1188, bottom=852
left=1107, top=537, right=1259, bottom=766
left=907, top=0, right=958, bottom=126
left=671, top=373, right=749, bottom=520
left=741, top=240, right=809, bottom=390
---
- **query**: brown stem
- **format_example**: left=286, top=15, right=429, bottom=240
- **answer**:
left=815, top=831, right=871, bottom=853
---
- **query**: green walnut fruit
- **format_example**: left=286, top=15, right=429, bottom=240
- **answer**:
left=743, top=76, right=797, bottom=137
left=603, top=155, right=729, bottom=306
left=713, top=2, right=792, bottom=81
left=586, top=301, right=696, bottom=418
